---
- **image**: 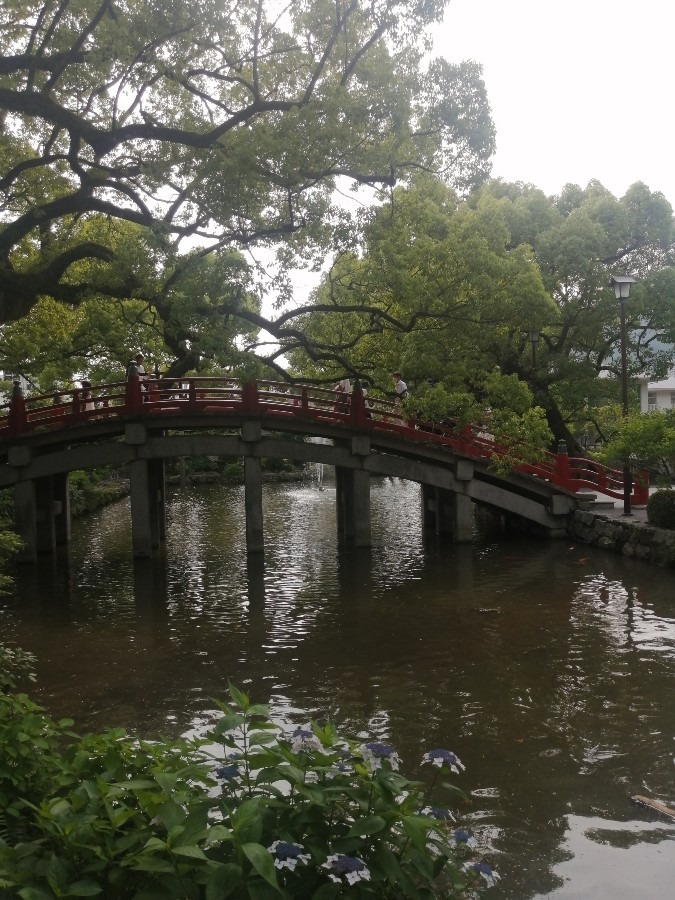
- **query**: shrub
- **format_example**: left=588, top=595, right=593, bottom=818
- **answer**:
left=0, top=684, right=500, bottom=898
left=647, top=489, right=675, bottom=529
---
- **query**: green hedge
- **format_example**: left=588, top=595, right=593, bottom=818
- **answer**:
left=647, top=490, right=675, bottom=529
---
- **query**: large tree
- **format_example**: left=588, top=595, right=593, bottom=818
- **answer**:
left=479, top=179, right=675, bottom=449
left=288, top=176, right=675, bottom=453
left=0, top=0, right=495, bottom=379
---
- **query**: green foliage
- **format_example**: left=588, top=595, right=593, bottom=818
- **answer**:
left=597, top=410, right=675, bottom=474
left=0, top=646, right=36, bottom=693
left=0, top=684, right=499, bottom=898
left=223, top=461, right=245, bottom=481
left=1, top=0, right=495, bottom=382
left=0, top=520, right=22, bottom=596
left=403, top=372, right=552, bottom=473
left=67, top=470, right=126, bottom=518
left=647, top=490, right=675, bottom=529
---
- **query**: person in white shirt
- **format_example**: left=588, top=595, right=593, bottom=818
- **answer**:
left=392, top=371, right=408, bottom=399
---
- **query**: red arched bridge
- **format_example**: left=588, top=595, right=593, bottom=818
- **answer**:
left=0, top=375, right=648, bottom=561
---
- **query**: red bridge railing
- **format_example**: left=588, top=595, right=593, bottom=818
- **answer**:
left=0, top=376, right=650, bottom=506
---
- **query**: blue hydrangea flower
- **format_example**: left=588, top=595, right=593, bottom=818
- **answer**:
left=289, top=725, right=322, bottom=754
left=359, top=741, right=401, bottom=772
left=326, top=759, right=353, bottom=779
left=267, top=841, right=311, bottom=871
left=215, top=764, right=240, bottom=782
left=464, top=860, right=501, bottom=887
left=421, top=805, right=456, bottom=822
left=322, top=853, right=371, bottom=886
left=450, top=829, right=477, bottom=849
left=421, top=748, right=465, bottom=773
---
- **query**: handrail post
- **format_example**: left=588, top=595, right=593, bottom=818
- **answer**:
left=351, top=383, right=366, bottom=427
left=71, top=389, right=83, bottom=421
left=554, top=440, right=571, bottom=490
left=242, top=381, right=259, bottom=412
left=125, top=374, right=143, bottom=416
left=188, top=379, right=197, bottom=409
left=9, top=381, right=27, bottom=435
left=634, top=468, right=650, bottom=505
left=301, top=387, right=309, bottom=413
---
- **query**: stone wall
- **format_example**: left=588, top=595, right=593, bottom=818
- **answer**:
left=568, top=510, right=675, bottom=567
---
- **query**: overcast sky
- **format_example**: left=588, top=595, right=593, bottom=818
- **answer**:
left=435, top=0, right=675, bottom=207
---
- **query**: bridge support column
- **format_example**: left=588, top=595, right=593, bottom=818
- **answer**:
left=35, top=476, right=56, bottom=553
left=14, top=479, right=37, bottom=563
left=452, top=491, right=474, bottom=542
left=244, top=455, right=264, bottom=553
left=335, top=466, right=371, bottom=547
left=148, top=459, right=166, bottom=547
left=53, top=473, right=71, bottom=545
left=421, top=485, right=473, bottom=542
left=421, top=485, right=453, bottom=534
left=129, top=459, right=153, bottom=558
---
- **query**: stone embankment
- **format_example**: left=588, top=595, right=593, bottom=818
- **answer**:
left=568, top=509, right=675, bottom=567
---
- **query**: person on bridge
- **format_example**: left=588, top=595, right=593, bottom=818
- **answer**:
left=81, top=381, right=95, bottom=412
left=392, top=371, right=409, bottom=400
left=333, top=377, right=350, bottom=412
left=134, top=353, right=149, bottom=398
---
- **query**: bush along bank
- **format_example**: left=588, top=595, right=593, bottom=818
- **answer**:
left=568, top=509, right=675, bottom=567
left=0, top=678, right=502, bottom=899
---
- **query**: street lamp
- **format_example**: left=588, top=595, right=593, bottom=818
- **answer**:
left=610, top=274, right=636, bottom=516
left=527, top=328, right=540, bottom=368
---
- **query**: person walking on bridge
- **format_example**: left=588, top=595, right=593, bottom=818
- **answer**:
left=392, top=371, right=409, bottom=400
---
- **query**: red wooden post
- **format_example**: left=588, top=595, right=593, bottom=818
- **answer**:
left=188, top=379, right=197, bottom=409
left=634, top=468, right=650, bottom=505
left=71, top=389, right=84, bottom=421
left=554, top=440, right=572, bottom=490
left=9, top=381, right=27, bottom=435
left=302, top=387, right=309, bottom=413
left=125, top=375, right=143, bottom=415
left=242, top=381, right=259, bottom=412
left=351, top=384, right=366, bottom=427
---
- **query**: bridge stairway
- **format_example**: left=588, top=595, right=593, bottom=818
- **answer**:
left=575, top=491, right=616, bottom=511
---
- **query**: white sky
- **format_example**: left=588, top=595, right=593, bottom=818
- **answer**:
left=436, top=0, right=675, bottom=207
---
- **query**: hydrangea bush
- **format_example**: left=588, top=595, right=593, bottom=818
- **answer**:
left=0, top=682, right=500, bottom=898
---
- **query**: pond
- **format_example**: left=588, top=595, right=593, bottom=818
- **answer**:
left=2, top=477, right=674, bottom=898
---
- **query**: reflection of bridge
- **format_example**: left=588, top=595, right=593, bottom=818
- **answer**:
left=0, top=376, right=648, bottom=561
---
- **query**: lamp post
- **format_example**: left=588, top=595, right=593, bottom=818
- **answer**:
left=527, top=328, right=540, bottom=368
left=610, top=274, right=636, bottom=516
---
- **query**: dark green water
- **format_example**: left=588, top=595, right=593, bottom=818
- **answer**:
left=1, top=478, right=674, bottom=898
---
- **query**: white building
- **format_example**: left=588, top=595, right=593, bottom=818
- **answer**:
left=638, top=374, right=675, bottom=413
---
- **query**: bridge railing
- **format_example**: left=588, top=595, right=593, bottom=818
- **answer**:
left=0, top=376, right=649, bottom=504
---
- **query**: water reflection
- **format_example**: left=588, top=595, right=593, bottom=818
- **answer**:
left=1, top=479, right=675, bottom=898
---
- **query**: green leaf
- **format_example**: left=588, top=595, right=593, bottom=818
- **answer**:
left=113, top=779, right=157, bottom=791
left=311, top=884, right=340, bottom=899
left=232, top=799, right=263, bottom=844
left=347, top=815, right=387, bottom=837
left=65, top=881, right=103, bottom=896
left=205, top=863, right=243, bottom=900
left=18, top=889, right=54, bottom=900
left=204, top=824, right=234, bottom=846
left=172, top=845, right=208, bottom=861
left=227, top=684, right=249, bottom=710
left=242, top=843, right=279, bottom=892
left=212, top=714, right=246, bottom=737
left=245, top=880, right=281, bottom=900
